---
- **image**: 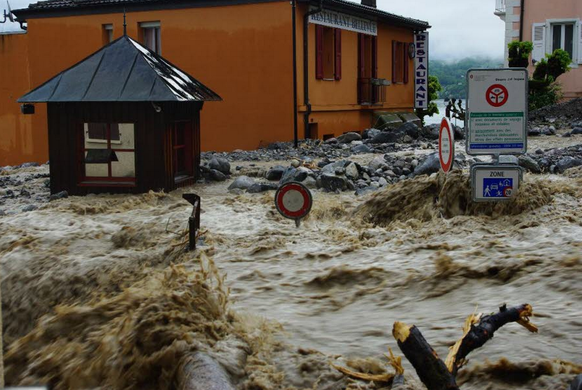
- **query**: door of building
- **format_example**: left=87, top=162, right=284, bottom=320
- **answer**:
left=358, top=34, right=378, bottom=104
left=172, top=121, right=193, bottom=180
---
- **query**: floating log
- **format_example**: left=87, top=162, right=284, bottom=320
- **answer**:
left=176, top=352, right=235, bottom=390
left=393, top=304, right=537, bottom=390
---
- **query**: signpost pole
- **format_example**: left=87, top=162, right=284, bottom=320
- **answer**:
left=1, top=277, right=4, bottom=388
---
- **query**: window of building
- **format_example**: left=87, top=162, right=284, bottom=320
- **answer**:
left=552, top=23, right=575, bottom=60
left=102, top=24, right=113, bottom=45
left=83, top=123, right=135, bottom=182
left=532, top=20, right=582, bottom=65
left=140, top=21, right=161, bottom=54
left=392, top=41, right=409, bottom=84
left=172, top=121, right=194, bottom=181
left=315, top=25, right=341, bottom=80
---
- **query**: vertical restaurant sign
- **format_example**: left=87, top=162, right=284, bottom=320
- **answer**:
left=414, top=31, right=429, bottom=109
left=309, top=10, right=377, bottom=36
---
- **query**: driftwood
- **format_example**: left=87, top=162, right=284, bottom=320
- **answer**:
left=176, top=352, right=235, bottom=390
left=330, top=348, right=404, bottom=384
left=392, top=304, right=537, bottom=390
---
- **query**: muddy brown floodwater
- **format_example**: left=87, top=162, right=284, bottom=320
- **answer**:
left=1, top=141, right=582, bottom=389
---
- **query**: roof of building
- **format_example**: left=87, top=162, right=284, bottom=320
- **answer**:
left=0, top=0, right=34, bottom=34
left=19, top=35, right=222, bottom=103
left=13, top=0, right=429, bottom=30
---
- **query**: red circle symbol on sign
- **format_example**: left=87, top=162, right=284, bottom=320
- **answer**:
left=439, top=117, right=455, bottom=173
left=275, top=182, right=312, bottom=220
left=486, top=84, right=509, bottom=107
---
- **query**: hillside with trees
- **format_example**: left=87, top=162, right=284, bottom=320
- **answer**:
left=431, top=58, right=503, bottom=99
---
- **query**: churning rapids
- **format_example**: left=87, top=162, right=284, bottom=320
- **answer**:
left=1, top=138, right=582, bottom=389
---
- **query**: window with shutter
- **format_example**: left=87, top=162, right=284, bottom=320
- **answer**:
left=578, top=21, right=582, bottom=64
left=392, top=41, right=406, bottom=83
left=315, top=26, right=341, bottom=80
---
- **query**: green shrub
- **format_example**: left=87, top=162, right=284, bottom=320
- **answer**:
left=508, top=41, right=533, bottom=68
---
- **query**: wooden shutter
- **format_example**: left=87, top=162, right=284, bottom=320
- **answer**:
left=577, top=21, right=582, bottom=64
left=392, top=40, right=397, bottom=83
left=110, top=123, right=120, bottom=141
left=334, top=29, right=342, bottom=80
left=403, top=43, right=409, bottom=84
left=88, top=123, right=107, bottom=140
left=316, top=25, right=324, bottom=80
left=532, top=23, right=546, bottom=63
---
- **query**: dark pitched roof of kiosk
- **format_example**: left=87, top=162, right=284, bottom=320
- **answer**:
left=13, top=0, right=429, bottom=30
left=18, top=35, right=222, bottom=103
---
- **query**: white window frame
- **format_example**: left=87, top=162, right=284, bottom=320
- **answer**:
left=139, top=21, right=161, bottom=54
left=545, top=18, right=580, bottom=68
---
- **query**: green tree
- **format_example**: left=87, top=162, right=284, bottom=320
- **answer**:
left=527, top=49, right=571, bottom=110
left=415, top=75, right=442, bottom=125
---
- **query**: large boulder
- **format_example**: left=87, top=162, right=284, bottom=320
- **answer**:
left=556, top=156, right=582, bottom=173
left=369, top=156, right=387, bottom=171
left=209, top=169, right=227, bottom=181
left=363, top=128, right=382, bottom=139
left=373, top=113, right=403, bottom=130
left=336, top=132, right=362, bottom=144
left=413, top=153, right=440, bottom=176
left=345, top=162, right=359, bottom=180
left=321, top=160, right=348, bottom=175
left=228, top=175, right=255, bottom=190
left=420, top=124, right=440, bottom=140
left=453, top=125, right=465, bottom=140
left=280, top=167, right=310, bottom=184
left=266, top=165, right=286, bottom=181
left=209, top=157, right=231, bottom=175
left=518, top=155, right=541, bottom=173
left=398, top=122, right=420, bottom=139
left=370, top=130, right=404, bottom=144
left=320, top=173, right=348, bottom=192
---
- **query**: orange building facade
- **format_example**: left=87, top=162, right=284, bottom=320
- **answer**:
left=1, top=0, right=428, bottom=166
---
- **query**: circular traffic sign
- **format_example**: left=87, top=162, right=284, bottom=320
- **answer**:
left=486, top=84, right=508, bottom=107
left=439, top=117, right=455, bottom=173
left=503, top=187, right=513, bottom=197
left=275, top=182, right=312, bottom=220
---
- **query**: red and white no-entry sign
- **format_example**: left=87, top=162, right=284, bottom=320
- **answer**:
left=486, top=84, right=508, bottom=107
left=275, top=182, right=312, bottom=226
left=439, top=117, right=455, bottom=173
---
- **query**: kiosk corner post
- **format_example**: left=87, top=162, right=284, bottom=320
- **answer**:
left=183, top=193, right=201, bottom=251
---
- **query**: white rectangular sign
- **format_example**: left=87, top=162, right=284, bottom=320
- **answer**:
left=471, top=164, right=522, bottom=202
left=466, top=68, right=528, bottom=155
left=414, top=32, right=429, bottom=109
left=309, top=10, right=377, bottom=36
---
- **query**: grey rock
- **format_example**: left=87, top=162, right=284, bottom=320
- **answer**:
left=363, top=128, right=382, bottom=139
left=247, top=183, right=278, bottom=193
left=266, top=165, right=286, bottom=181
left=228, top=176, right=255, bottom=190
left=499, top=155, right=518, bottom=165
left=571, top=127, right=582, bottom=135
left=421, top=124, right=440, bottom=140
left=19, top=162, right=40, bottom=168
left=320, top=173, right=348, bottom=192
left=453, top=125, right=465, bottom=140
left=280, top=167, right=310, bottom=184
left=556, top=156, right=582, bottom=173
left=303, top=176, right=317, bottom=189
left=369, top=156, right=387, bottom=171
left=378, top=177, right=388, bottom=186
left=528, top=127, right=541, bottom=136
left=267, top=142, right=290, bottom=150
left=370, top=181, right=380, bottom=188
left=324, top=137, right=338, bottom=144
left=209, top=169, right=227, bottom=181
left=411, top=159, right=419, bottom=168
left=337, top=132, right=362, bottom=143
left=352, top=144, right=372, bottom=154
left=22, top=204, right=38, bottom=212
left=518, top=155, right=541, bottom=174
left=49, top=190, right=69, bottom=201
left=345, top=162, right=359, bottom=180
left=209, top=157, right=231, bottom=175
left=413, top=153, right=440, bottom=176
left=290, top=159, right=301, bottom=168
left=398, top=122, right=420, bottom=139
left=535, top=149, right=544, bottom=154
left=355, top=187, right=377, bottom=196
left=370, top=130, right=404, bottom=144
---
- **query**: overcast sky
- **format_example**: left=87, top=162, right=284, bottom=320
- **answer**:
left=376, top=0, right=506, bottom=62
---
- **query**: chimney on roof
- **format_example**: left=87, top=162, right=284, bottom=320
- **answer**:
left=361, top=0, right=376, bottom=8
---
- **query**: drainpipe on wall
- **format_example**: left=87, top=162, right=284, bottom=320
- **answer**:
left=292, top=0, right=299, bottom=148
left=303, top=0, right=323, bottom=140
left=519, top=0, right=533, bottom=42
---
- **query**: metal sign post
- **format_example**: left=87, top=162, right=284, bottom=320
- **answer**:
left=466, top=68, right=528, bottom=202
left=466, top=68, right=528, bottom=155
left=274, top=182, right=312, bottom=227
left=471, top=164, right=523, bottom=202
